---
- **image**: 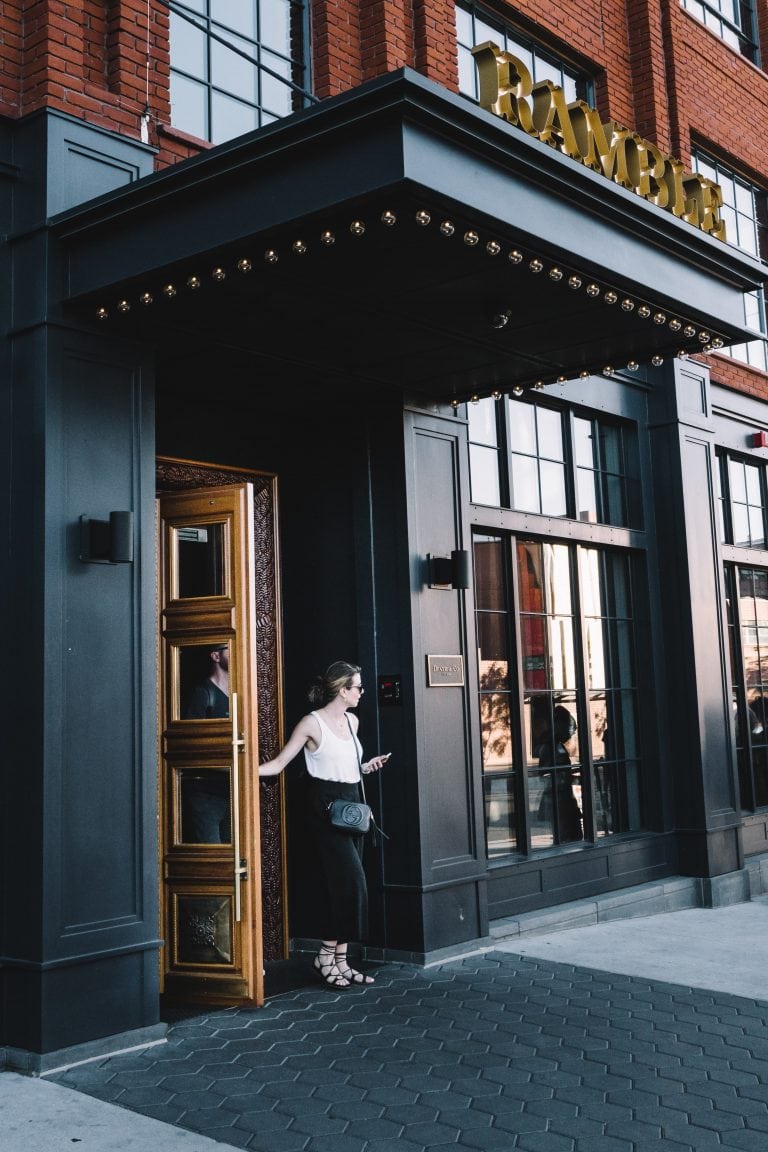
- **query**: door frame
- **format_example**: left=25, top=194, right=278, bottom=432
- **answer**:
left=156, top=457, right=288, bottom=983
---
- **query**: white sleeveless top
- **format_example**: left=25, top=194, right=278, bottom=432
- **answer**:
left=304, top=711, right=363, bottom=782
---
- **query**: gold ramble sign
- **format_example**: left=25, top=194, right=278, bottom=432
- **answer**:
left=472, top=42, right=726, bottom=242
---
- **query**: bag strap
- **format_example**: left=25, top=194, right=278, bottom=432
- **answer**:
left=345, top=713, right=367, bottom=804
left=345, top=713, right=388, bottom=843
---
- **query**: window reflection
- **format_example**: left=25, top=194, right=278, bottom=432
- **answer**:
left=540, top=460, right=568, bottom=516
left=527, top=694, right=583, bottom=845
left=729, top=564, right=768, bottom=811
left=509, top=400, right=537, bottom=456
left=518, top=541, right=576, bottom=691
left=575, top=417, right=627, bottom=525
left=474, top=534, right=518, bottom=856
left=179, top=643, right=230, bottom=720
left=476, top=614, right=509, bottom=690
left=728, top=460, right=766, bottom=547
left=179, top=768, right=232, bottom=844
left=456, top=1, right=594, bottom=104
left=580, top=549, right=641, bottom=837
left=176, top=521, right=225, bottom=599
left=170, top=0, right=307, bottom=145
left=509, top=402, right=567, bottom=516
left=470, top=444, right=501, bottom=505
left=537, top=407, right=564, bottom=459
left=481, top=693, right=512, bottom=770
left=511, top=455, right=540, bottom=513
left=473, top=536, right=505, bottom=611
left=484, top=776, right=518, bottom=855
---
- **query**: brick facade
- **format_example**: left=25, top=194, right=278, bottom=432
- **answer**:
left=1, top=0, right=766, bottom=395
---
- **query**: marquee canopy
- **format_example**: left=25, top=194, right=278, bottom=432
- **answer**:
left=53, top=69, right=767, bottom=402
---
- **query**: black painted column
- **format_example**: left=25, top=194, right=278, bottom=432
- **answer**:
left=649, top=358, right=745, bottom=900
left=394, top=402, right=487, bottom=956
left=1, top=111, right=161, bottom=1071
left=1, top=319, right=161, bottom=1071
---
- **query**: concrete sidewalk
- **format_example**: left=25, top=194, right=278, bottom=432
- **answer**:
left=2, top=896, right=768, bottom=1151
left=0, top=1072, right=224, bottom=1150
left=494, top=895, right=768, bottom=1001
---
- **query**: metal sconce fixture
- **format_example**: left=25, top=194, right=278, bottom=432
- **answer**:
left=79, top=512, right=134, bottom=564
left=427, top=550, right=470, bottom=590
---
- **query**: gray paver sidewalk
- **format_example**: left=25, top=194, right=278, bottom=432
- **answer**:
left=493, top=897, right=768, bottom=1001
left=38, top=951, right=768, bottom=1151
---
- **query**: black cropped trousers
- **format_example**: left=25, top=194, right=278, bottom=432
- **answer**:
left=304, top=776, right=368, bottom=943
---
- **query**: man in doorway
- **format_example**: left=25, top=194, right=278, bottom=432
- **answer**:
left=184, top=643, right=229, bottom=718
left=182, top=644, right=231, bottom=843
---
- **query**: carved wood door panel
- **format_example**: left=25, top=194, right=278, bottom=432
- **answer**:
left=156, top=458, right=287, bottom=972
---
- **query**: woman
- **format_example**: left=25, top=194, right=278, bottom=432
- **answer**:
left=536, top=704, right=583, bottom=843
left=259, top=661, right=390, bottom=988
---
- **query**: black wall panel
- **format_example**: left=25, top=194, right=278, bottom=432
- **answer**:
left=2, top=328, right=159, bottom=1059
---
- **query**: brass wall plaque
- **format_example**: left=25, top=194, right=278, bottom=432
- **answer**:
left=427, top=654, right=465, bottom=687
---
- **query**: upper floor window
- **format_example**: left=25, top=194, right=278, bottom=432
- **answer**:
left=455, top=2, right=593, bottom=105
left=694, top=153, right=768, bottom=373
left=717, top=454, right=768, bottom=547
left=467, top=395, right=640, bottom=528
left=170, top=0, right=308, bottom=145
left=681, top=0, right=758, bottom=65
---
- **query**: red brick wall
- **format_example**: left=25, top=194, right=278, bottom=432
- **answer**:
left=0, top=0, right=23, bottom=116
left=0, top=2, right=167, bottom=138
left=4, top=2, right=768, bottom=176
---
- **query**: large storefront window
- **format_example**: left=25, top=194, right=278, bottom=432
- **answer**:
left=475, top=535, right=643, bottom=858
left=455, top=2, right=593, bottom=104
left=170, top=0, right=309, bottom=144
left=471, top=392, right=643, bottom=857
left=725, top=566, right=768, bottom=809
left=720, top=450, right=768, bottom=810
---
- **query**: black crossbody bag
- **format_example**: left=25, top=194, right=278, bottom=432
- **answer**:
left=326, top=716, right=388, bottom=843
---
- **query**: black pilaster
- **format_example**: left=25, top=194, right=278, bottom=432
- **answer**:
left=649, top=358, right=745, bottom=898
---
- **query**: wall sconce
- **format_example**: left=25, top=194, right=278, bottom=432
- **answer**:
left=79, top=512, right=134, bottom=564
left=427, top=550, right=470, bottom=590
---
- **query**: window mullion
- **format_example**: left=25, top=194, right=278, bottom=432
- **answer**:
left=499, top=396, right=511, bottom=508
left=729, top=565, right=756, bottom=811
left=571, top=544, right=595, bottom=841
left=565, top=408, right=579, bottom=521
left=206, top=13, right=213, bottom=141
left=509, top=533, right=532, bottom=855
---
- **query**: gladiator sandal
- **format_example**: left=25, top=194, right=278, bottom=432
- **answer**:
left=313, top=944, right=350, bottom=988
left=334, top=948, right=375, bottom=985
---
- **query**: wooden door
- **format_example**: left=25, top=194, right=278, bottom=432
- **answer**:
left=158, top=483, right=262, bottom=1005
